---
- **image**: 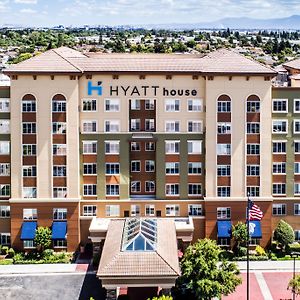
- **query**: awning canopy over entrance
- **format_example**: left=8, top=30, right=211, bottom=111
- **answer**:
left=20, top=221, right=37, bottom=240
left=217, top=220, right=232, bottom=238
left=97, top=218, right=180, bottom=288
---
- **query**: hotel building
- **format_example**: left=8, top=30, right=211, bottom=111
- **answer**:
left=1, top=46, right=299, bottom=256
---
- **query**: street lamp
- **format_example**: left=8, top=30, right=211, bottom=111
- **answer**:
left=291, top=252, right=300, bottom=300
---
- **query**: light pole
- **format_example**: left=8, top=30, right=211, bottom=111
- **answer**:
left=291, top=252, right=300, bottom=300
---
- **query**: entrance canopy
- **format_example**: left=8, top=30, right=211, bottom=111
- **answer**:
left=217, top=220, right=232, bottom=238
left=97, top=218, right=180, bottom=288
left=20, top=221, right=37, bottom=240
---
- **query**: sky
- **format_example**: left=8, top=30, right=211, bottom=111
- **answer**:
left=1, top=0, right=300, bottom=27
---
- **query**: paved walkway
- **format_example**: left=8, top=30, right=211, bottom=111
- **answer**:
left=237, top=260, right=300, bottom=271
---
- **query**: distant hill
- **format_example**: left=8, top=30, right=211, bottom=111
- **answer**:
left=145, top=15, right=300, bottom=30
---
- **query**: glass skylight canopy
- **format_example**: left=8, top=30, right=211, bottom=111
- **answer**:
left=122, top=218, right=157, bottom=252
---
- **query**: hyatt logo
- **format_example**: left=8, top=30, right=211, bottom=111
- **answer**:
left=88, top=81, right=102, bottom=96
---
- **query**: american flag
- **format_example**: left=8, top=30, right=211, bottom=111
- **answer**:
left=248, top=200, right=263, bottom=221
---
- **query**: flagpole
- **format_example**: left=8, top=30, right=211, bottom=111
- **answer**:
left=247, top=193, right=250, bottom=300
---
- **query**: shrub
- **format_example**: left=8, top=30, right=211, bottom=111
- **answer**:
left=219, top=250, right=234, bottom=260
left=42, top=249, right=54, bottom=259
left=0, top=259, right=13, bottom=265
left=286, top=243, right=300, bottom=255
left=237, top=246, right=247, bottom=257
left=274, top=220, right=295, bottom=250
left=233, top=255, right=268, bottom=261
left=255, top=245, right=266, bottom=256
left=1, top=246, right=9, bottom=255
left=270, top=253, right=278, bottom=261
left=7, top=248, right=15, bottom=258
left=34, top=226, right=52, bottom=252
left=13, top=252, right=25, bottom=263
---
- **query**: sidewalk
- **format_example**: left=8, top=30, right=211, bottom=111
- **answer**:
left=237, top=260, right=300, bottom=271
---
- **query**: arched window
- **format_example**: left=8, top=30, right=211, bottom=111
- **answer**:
left=246, top=95, right=260, bottom=113
left=22, top=94, right=36, bottom=113
left=52, top=94, right=66, bottom=112
left=217, top=95, right=231, bottom=113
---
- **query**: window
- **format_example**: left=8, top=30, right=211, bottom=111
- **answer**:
left=105, top=141, right=119, bottom=154
left=130, top=119, right=141, bottom=131
left=52, top=100, right=66, bottom=112
left=217, top=144, right=231, bottom=155
left=53, top=208, right=67, bottom=220
left=295, top=183, right=300, bottom=195
left=247, top=186, right=260, bottom=197
left=247, top=101, right=260, bottom=113
left=145, top=204, right=155, bottom=216
left=272, top=183, right=286, bottom=195
left=83, top=141, right=97, bottom=154
left=105, top=205, right=120, bottom=217
left=247, top=165, right=260, bottom=176
left=165, top=184, right=179, bottom=196
left=217, top=101, right=231, bottom=112
left=105, top=120, right=120, bottom=132
left=0, top=233, right=10, bottom=245
left=105, top=163, right=119, bottom=175
left=82, top=99, right=97, bottom=111
left=22, top=100, right=36, bottom=112
left=0, top=141, right=9, bottom=154
left=131, top=142, right=141, bottom=151
left=217, top=207, right=231, bottom=219
left=22, top=187, right=36, bottom=198
left=53, top=187, right=67, bottom=198
left=145, top=181, right=155, bottom=192
left=145, top=99, right=155, bottom=110
left=82, top=121, right=97, bottom=133
left=272, top=203, right=286, bottom=215
left=106, top=184, right=119, bottom=196
left=83, top=163, right=97, bottom=175
left=188, top=184, right=202, bottom=196
left=131, top=181, right=141, bottom=192
left=188, top=162, right=202, bottom=175
left=53, top=239, right=67, bottom=248
left=145, top=119, right=155, bottom=131
left=130, top=99, right=140, bottom=110
left=188, top=121, right=202, bottom=133
left=273, top=141, right=286, bottom=153
left=246, top=144, right=260, bottom=155
left=53, top=144, right=67, bottom=156
left=145, top=160, right=155, bottom=172
left=23, top=144, right=36, bottom=156
left=272, top=120, right=287, bottom=133
left=217, top=165, right=230, bottom=176
left=247, top=123, right=260, bottom=134
left=131, top=205, right=140, bottom=217
left=22, top=166, right=36, bottom=177
left=145, top=142, right=155, bottom=151
left=0, top=98, right=10, bottom=112
left=218, top=238, right=230, bottom=247
left=273, top=162, right=286, bottom=174
left=249, top=238, right=260, bottom=246
left=83, top=205, right=97, bottom=216
left=217, top=123, right=231, bottom=134
left=188, top=204, right=202, bottom=216
left=294, top=99, right=300, bottom=113
left=22, top=122, right=36, bottom=134
left=52, top=122, right=66, bottom=134
left=188, top=140, right=202, bottom=154
left=53, top=166, right=66, bottom=177
left=296, top=163, right=300, bottom=174
left=131, top=161, right=141, bottom=172
left=166, top=162, right=180, bottom=175
left=0, top=206, right=10, bottom=218
left=165, top=99, right=180, bottom=112
left=83, top=184, right=97, bottom=196
left=23, top=208, right=37, bottom=220
left=23, top=240, right=35, bottom=248
left=296, top=141, right=300, bottom=153
left=272, top=99, right=288, bottom=113
left=166, top=205, right=180, bottom=216
left=0, top=185, right=10, bottom=197
left=188, top=99, right=202, bottom=111
left=165, top=141, right=180, bottom=154
left=165, top=120, right=180, bottom=132
left=295, top=230, right=300, bottom=242
left=294, top=204, right=300, bottom=216
left=0, top=163, right=10, bottom=176
left=294, top=120, right=300, bottom=134
left=217, top=187, right=230, bottom=197
left=0, top=120, right=10, bottom=134
left=105, top=99, right=120, bottom=112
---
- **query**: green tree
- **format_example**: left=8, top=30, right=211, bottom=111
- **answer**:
left=288, top=274, right=300, bottom=295
left=34, top=226, right=52, bottom=252
left=273, top=220, right=295, bottom=250
left=173, top=239, right=242, bottom=300
left=232, top=222, right=248, bottom=249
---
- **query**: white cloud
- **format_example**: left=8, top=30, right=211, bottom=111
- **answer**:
left=15, top=0, right=37, bottom=4
left=20, top=8, right=36, bottom=13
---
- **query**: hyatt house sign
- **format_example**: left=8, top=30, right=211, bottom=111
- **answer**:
left=87, top=81, right=198, bottom=97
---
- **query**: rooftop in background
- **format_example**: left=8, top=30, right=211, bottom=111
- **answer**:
left=3, top=47, right=276, bottom=76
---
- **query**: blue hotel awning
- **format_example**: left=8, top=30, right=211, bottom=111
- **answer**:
left=217, top=220, right=232, bottom=238
left=52, top=222, right=67, bottom=240
left=249, top=221, right=262, bottom=238
left=20, top=221, right=37, bottom=240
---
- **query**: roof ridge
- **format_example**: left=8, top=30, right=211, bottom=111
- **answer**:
left=155, top=250, right=180, bottom=276
left=52, top=48, right=83, bottom=73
